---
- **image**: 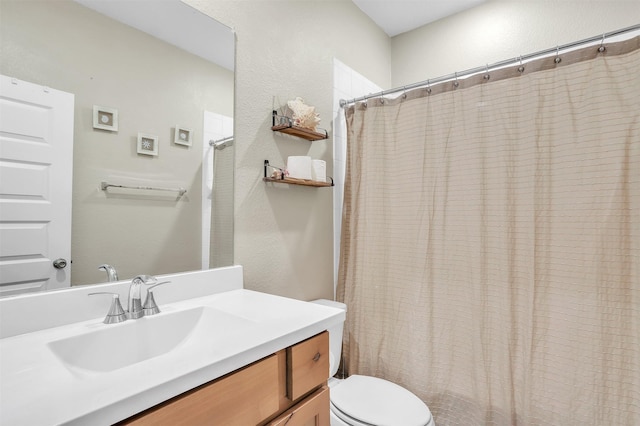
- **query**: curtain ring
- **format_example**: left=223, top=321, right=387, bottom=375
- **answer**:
left=426, top=79, right=432, bottom=94
left=517, top=55, right=525, bottom=73
left=401, top=86, right=407, bottom=100
left=554, top=46, right=562, bottom=64
left=598, top=33, right=606, bottom=53
left=453, top=72, right=459, bottom=88
left=483, top=64, right=490, bottom=80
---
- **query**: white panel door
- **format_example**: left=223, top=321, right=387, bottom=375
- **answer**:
left=0, top=75, right=74, bottom=295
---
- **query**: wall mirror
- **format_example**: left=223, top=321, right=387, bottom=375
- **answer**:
left=0, top=0, right=235, bottom=295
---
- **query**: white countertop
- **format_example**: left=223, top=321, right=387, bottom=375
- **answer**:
left=0, top=288, right=344, bottom=425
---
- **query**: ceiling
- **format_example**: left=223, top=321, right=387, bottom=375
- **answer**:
left=74, top=0, right=235, bottom=71
left=75, top=0, right=487, bottom=70
left=352, top=0, right=487, bottom=37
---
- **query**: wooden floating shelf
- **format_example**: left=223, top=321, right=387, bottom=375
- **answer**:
left=271, top=111, right=328, bottom=141
left=263, top=160, right=334, bottom=188
left=263, top=177, right=333, bottom=187
left=271, top=124, right=328, bottom=141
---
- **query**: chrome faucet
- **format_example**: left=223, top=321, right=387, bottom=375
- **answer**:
left=98, top=264, right=119, bottom=282
left=127, top=275, right=170, bottom=319
left=89, top=275, right=170, bottom=324
left=127, top=275, right=153, bottom=319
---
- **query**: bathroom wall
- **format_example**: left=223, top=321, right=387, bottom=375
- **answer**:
left=391, top=0, right=640, bottom=87
left=0, top=1, right=234, bottom=285
left=185, top=0, right=391, bottom=300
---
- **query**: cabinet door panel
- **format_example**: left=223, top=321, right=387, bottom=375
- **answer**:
left=287, top=331, right=329, bottom=400
left=122, top=354, right=279, bottom=425
left=268, top=386, right=330, bottom=426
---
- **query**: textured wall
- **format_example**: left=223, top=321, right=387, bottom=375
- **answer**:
left=391, top=0, right=640, bottom=87
left=185, top=0, right=391, bottom=300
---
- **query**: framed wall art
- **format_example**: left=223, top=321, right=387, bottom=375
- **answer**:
left=174, top=126, right=193, bottom=146
left=137, top=132, right=158, bottom=156
left=93, top=105, right=118, bottom=131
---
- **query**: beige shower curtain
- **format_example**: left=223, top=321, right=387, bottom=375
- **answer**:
left=338, top=37, right=639, bottom=425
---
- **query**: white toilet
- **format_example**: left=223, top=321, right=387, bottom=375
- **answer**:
left=312, top=299, right=435, bottom=426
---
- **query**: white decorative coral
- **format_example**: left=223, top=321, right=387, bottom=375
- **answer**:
left=286, top=97, right=321, bottom=131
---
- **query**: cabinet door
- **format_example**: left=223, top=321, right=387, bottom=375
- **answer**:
left=268, top=386, right=330, bottom=426
left=121, top=354, right=279, bottom=425
left=287, top=331, right=329, bottom=401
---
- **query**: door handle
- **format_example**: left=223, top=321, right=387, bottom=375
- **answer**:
left=53, top=258, right=68, bottom=269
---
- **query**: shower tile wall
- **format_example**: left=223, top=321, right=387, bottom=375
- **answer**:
left=332, top=59, right=381, bottom=293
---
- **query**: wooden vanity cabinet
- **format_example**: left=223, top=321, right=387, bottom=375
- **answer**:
left=120, top=331, right=329, bottom=426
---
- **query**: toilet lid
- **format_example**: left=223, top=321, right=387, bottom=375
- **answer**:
left=331, top=375, right=432, bottom=426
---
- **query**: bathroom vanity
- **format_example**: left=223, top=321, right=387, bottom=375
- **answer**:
left=120, top=332, right=329, bottom=425
left=0, top=266, right=343, bottom=425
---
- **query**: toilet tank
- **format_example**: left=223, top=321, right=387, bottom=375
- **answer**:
left=311, top=299, right=346, bottom=377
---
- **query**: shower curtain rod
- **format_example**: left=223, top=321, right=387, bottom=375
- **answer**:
left=209, top=136, right=234, bottom=146
left=339, top=24, right=640, bottom=107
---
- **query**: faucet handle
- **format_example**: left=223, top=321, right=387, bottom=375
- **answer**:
left=143, top=281, right=170, bottom=316
left=88, top=292, right=127, bottom=324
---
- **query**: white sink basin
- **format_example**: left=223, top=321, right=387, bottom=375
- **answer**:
left=47, top=306, right=254, bottom=374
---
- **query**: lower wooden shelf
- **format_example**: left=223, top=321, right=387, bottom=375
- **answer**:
left=263, top=177, right=333, bottom=187
left=263, top=160, right=334, bottom=187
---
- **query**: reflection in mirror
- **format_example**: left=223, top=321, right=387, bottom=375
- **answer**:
left=0, top=0, right=234, bottom=295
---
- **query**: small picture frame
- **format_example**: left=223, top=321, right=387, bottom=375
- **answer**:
left=174, top=126, right=193, bottom=146
left=93, top=105, right=118, bottom=131
left=137, top=133, right=159, bottom=156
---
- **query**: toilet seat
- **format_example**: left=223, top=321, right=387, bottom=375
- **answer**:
left=330, top=375, right=433, bottom=426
